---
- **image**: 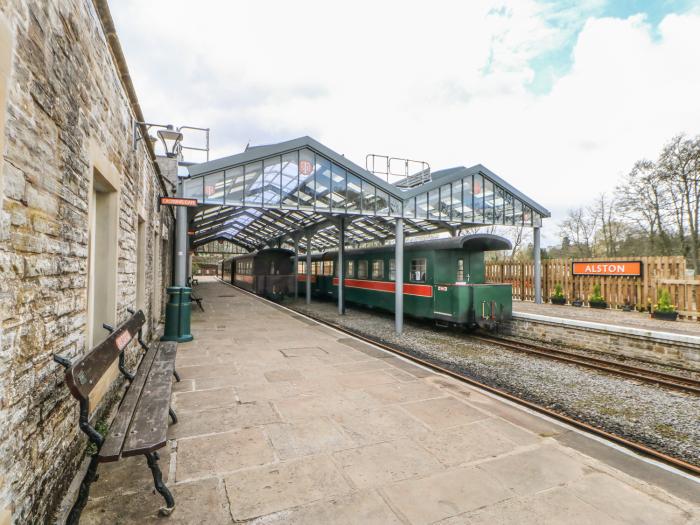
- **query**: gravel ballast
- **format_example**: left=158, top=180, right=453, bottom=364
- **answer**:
left=286, top=298, right=700, bottom=466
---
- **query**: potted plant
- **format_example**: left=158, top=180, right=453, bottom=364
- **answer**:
left=572, top=297, right=584, bottom=307
left=651, top=289, right=678, bottom=321
left=588, top=284, right=607, bottom=309
left=550, top=284, right=566, bottom=305
left=621, top=299, right=633, bottom=312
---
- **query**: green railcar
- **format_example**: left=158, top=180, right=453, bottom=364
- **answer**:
left=297, top=234, right=513, bottom=330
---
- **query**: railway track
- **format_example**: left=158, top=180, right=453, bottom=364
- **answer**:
left=470, top=335, right=700, bottom=395
left=218, top=280, right=700, bottom=477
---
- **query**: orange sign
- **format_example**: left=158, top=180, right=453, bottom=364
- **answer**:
left=572, top=261, right=642, bottom=277
left=160, top=197, right=198, bottom=207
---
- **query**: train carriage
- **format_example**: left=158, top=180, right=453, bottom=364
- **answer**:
left=221, top=248, right=296, bottom=299
left=297, top=234, right=512, bottom=329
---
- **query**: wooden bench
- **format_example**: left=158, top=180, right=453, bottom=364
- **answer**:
left=187, top=277, right=204, bottom=311
left=54, top=309, right=180, bottom=522
left=191, top=293, right=204, bottom=312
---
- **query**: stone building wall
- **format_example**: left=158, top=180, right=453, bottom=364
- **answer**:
left=0, top=1, right=174, bottom=522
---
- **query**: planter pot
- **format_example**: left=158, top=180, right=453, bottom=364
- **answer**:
left=589, top=301, right=608, bottom=309
left=550, top=297, right=566, bottom=305
left=651, top=311, right=678, bottom=321
left=621, top=305, right=633, bottom=312
left=571, top=300, right=583, bottom=307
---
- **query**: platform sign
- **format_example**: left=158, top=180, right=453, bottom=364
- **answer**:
left=572, top=261, right=642, bottom=277
left=159, top=197, right=198, bottom=207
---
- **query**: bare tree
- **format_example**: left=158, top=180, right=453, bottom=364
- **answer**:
left=658, top=134, right=700, bottom=270
left=617, top=160, right=672, bottom=254
left=559, top=207, right=597, bottom=257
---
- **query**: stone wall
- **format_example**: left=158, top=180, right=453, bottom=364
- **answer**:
left=0, top=1, right=174, bottom=522
left=502, top=315, right=700, bottom=372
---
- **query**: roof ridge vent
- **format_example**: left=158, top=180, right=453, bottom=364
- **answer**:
left=365, top=154, right=431, bottom=188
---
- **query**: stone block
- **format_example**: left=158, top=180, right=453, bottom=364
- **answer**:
left=476, top=445, right=586, bottom=496
left=248, top=490, right=402, bottom=524
left=82, top=478, right=230, bottom=524
left=224, top=456, right=352, bottom=521
left=176, top=426, right=275, bottom=481
left=265, top=416, right=355, bottom=460
left=400, top=396, right=488, bottom=430
left=331, top=406, right=429, bottom=445
left=333, top=438, right=443, bottom=488
left=382, top=464, right=513, bottom=524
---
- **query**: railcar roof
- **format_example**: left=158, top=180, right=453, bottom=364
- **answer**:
left=223, top=247, right=294, bottom=262
left=308, top=233, right=512, bottom=260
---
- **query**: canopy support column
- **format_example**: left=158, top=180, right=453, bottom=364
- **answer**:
left=395, top=218, right=404, bottom=335
left=534, top=226, right=542, bottom=304
left=305, top=236, right=312, bottom=305
left=293, top=236, right=299, bottom=300
left=174, top=180, right=187, bottom=287
left=338, top=217, right=345, bottom=315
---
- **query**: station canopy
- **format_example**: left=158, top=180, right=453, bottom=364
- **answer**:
left=184, top=137, right=549, bottom=252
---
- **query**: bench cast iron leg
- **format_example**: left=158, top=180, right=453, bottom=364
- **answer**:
left=66, top=455, right=100, bottom=525
left=169, top=407, right=178, bottom=424
left=173, top=370, right=181, bottom=382
left=146, top=452, right=175, bottom=516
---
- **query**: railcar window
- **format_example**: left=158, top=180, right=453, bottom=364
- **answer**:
left=323, top=261, right=333, bottom=276
left=346, top=260, right=354, bottom=278
left=371, top=260, right=384, bottom=280
left=357, top=260, right=368, bottom=279
left=389, top=259, right=396, bottom=281
left=312, top=261, right=320, bottom=275
left=297, top=261, right=305, bottom=274
left=410, top=258, right=427, bottom=282
left=457, top=259, right=464, bottom=281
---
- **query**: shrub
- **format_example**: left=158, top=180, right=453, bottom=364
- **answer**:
left=552, top=284, right=564, bottom=299
left=655, top=289, right=676, bottom=313
left=589, top=284, right=604, bottom=303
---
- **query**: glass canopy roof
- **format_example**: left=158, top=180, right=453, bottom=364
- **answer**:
left=184, top=137, right=549, bottom=252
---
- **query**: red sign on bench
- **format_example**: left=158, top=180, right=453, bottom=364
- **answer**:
left=115, top=330, right=132, bottom=351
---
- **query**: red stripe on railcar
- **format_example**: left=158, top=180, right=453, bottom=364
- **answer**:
left=297, top=274, right=317, bottom=283
left=332, top=278, right=433, bottom=298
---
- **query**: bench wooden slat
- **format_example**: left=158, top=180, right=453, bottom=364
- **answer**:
left=121, top=342, right=178, bottom=457
left=66, top=311, right=147, bottom=402
left=98, top=343, right=160, bottom=463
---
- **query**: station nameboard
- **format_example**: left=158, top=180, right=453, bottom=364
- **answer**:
left=159, top=197, right=198, bottom=207
left=572, top=261, right=642, bottom=277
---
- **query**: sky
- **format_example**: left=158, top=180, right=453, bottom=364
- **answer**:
left=111, top=0, right=700, bottom=246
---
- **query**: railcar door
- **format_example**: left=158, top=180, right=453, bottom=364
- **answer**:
left=433, top=251, right=453, bottom=319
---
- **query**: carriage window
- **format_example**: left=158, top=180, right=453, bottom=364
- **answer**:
left=323, top=260, right=333, bottom=276
left=346, top=260, right=354, bottom=278
left=312, top=261, right=320, bottom=275
left=457, top=259, right=464, bottom=281
left=389, top=259, right=396, bottom=281
left=298, top=261, right=305, bottom=274
left=357, top=260, right=368, bottom=279
left=371, top=260, right=384, bottom=279
left=410, top=258, right=427, bottom=282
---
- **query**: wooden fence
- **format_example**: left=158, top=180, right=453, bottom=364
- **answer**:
left=485, top=256, right=700, bottom=319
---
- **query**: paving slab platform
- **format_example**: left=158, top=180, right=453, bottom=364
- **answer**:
left=511, top=301, right=700, bottom=369
left=514, top=300, right=700, bottom=338
left=81, top=278, right=700, bottom=524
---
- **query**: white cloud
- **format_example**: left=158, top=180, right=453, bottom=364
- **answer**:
left=111, top=1, right=700, bottom=245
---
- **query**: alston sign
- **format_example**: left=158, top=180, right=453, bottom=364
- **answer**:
left=572, top=261, right=642, bottom=277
